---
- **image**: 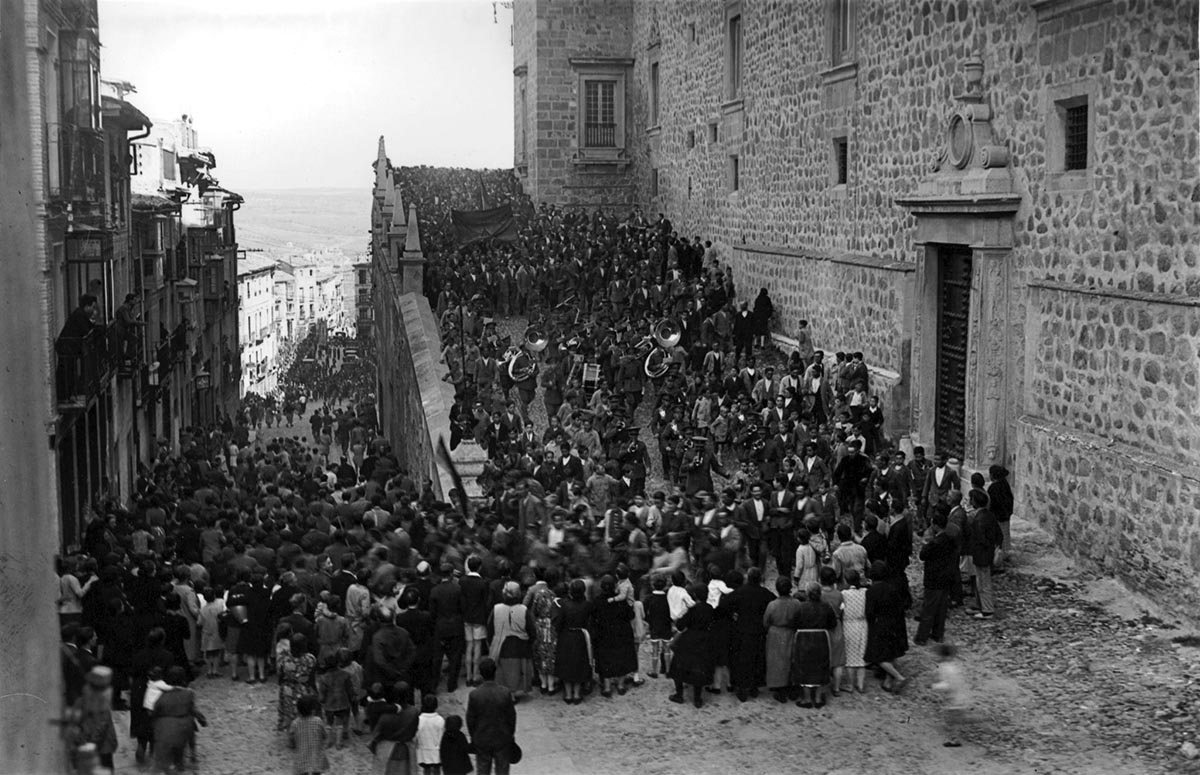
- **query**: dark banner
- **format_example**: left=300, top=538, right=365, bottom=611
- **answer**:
left=451, top=204, right=518, bottom=246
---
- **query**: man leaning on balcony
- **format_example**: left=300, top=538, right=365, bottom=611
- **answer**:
left=56, top=294, right=100, bottom=404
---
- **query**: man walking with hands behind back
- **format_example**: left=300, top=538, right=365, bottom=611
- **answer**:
left=467, top=657, right=517, bottom=775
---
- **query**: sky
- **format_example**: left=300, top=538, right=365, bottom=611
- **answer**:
left=98, top=0, right=516, bottom=190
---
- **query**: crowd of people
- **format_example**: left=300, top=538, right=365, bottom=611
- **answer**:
left=57, top=169, right=1016, bottom=774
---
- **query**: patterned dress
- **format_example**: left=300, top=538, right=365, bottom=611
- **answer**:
left=528, top=583, right=560, bottom=677
left=277, top=652, right=317, bottom=732
left=841, top=587, right=868, bottom=669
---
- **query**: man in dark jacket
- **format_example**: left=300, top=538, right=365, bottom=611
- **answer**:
left=428, top=563, right=465, bottom=692
left=833, top=440, right=873, bottom=533
left=968, top=489, right=1003, bottom=620
left=459, top=555, right=492, bottom=687
left=467, top=657, right=517, bottom=775
left=915, top=512, right=958, bottom=644
left=367, top=609, right=416, bottom=689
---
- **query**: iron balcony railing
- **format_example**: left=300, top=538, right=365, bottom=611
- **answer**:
left=584, top=122, right=616, bottom=148
left=55, top=326, right=112, bottom=408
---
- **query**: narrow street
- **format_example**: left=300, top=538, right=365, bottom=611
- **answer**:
left=105, top=323, right=1200, bottom=775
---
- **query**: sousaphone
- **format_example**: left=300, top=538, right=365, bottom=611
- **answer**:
left=643, top=318, right=681, bottom=379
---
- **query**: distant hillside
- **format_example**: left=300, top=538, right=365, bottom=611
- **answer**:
left=236, top=188, right=371, bottom=264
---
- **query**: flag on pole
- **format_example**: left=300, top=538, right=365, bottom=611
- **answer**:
left=435, top=435, right=471, bottom=521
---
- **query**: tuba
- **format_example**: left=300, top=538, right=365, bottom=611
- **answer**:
left=524, top=326, right=549, bottom=353
left=643, top=318, right=681, bottom=379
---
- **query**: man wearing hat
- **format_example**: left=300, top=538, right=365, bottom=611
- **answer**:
left=682, top=435, right=726, bottom=496
left=618, top=425, right=651, bottom=499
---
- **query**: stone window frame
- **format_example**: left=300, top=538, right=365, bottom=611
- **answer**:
left=1045, top=79, right=1097, bottom=192
left=829, top=127, right=851, bottom=194
left=569, top=57, right=634, bottom=167
left=648, top=57, right=662, bottom=133
left=651, top=168, right=661, bottom=199
left=687, top=129, right=696, bottom=149
left=826, top=0, right=858, bottom=69
left=728, top=153, right=740, bottom=194
left=723, top=1, right=745, bottom=112
left=708, top=121, right=719, bottom=144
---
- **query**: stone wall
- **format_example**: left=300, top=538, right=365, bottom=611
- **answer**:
left=516, top=0, right=1200, bottom=611
left=1016, top=416, right=1200, bottom=617
left=373, top=265, right=491, bottom=502
left=736, top=243, right=914, bottom=438
left=1026, top=282, right=1200, bottom=463
left=514, top=0, right=637, bottom=208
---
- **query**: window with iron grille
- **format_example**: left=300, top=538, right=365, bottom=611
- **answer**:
left=584, top=80, right=616, bottom=148
left=1064, top=102, right=1088, bottom=171
left=833, top=136, right=849, bottom=185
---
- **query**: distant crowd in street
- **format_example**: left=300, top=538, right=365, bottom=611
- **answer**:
left=58, top=169, right=1016, bottom=775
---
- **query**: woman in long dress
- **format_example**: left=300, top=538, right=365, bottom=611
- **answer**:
left=840, top=569, right=869, bottom=692
left=553, top=579, right=593, bottom=704
left=277, top=633, right=317, bottom=732
left=793, top=528, right=821, bottom=588
left=488, top=581, right=535, bottom=696
left=863, top=560, right=911, bottom=693
left=762, top=576, right=801, bottom=703
left=151, top=666, right=206, bottom=773
left=525, top=567, right=561, bottom=695
left=819, top=566, right=847, bottom=694
left=589, top=575, right=638, bottom=697
left=667, top=585, right=715, bottom=708
left=791, top=582, right=837, bottom=708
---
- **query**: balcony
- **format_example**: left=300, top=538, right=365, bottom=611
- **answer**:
left=58, top=125, right=106, bottom=204
left=55, top=326, right=112, bottom=409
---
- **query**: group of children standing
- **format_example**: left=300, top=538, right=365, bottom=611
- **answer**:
left=289, top=681, right=475, bottom=775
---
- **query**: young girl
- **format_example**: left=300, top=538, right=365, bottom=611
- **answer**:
left=645, top=574, right=672, bottom=678
left=288, top=695, right=329, bottom=775
left=198, top=585, right=226, bottom=678
left=932, top=644, right=969, bottom=748
left=438, top=714, right=474, bottom=775
left=415, top=694, right=445, bottom=774
left=337, top=648, right=365, bottom=734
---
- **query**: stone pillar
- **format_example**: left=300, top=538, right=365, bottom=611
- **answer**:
left=399, top=204, right=425, bottom=297
left=965, top=248, right=1011, bottom=466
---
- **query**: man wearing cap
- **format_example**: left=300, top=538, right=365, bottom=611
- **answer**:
left=921, top=453, right=961, bottom=528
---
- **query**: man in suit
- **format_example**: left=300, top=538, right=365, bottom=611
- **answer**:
left=428, top=563, right=465, bottom=692
left=766, top=475, right=797, bottom=578
left=967, top=489, right=1003, bottom=620
left=733, top=481, right=770, bottom=568
left=921, top=453, right=961, bottom=532
left=914, top=511, right=958, bottom=645
left=467, top=657, right=518, bottom=775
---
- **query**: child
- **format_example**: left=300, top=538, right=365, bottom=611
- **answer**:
left=645, top=574, right=672, bottom=678
left=931, top=644, right=969, bottom=748
left=288, top=694, right=330, bottom=775
left=361, top=682, right=397, bottom=733
left=198, top=585, right=226, bottom=678
left=337, top=648, right=365, bottom=734
left=415, top=694, right=445, bottom=774
left=438, top=714, right=474, bottom=775
left=315, top=654, right=353, bottom=748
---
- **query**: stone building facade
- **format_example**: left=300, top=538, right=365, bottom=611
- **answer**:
left=512, top=0, right=1200, bottom=613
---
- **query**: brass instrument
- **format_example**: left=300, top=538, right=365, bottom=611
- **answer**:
left=642, top=318, right=681, bottom=379
left=503, top=325, right=548, bottom=382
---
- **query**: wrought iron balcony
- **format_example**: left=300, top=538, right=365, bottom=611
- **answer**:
left=55, top=326, right=112, bottom=409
